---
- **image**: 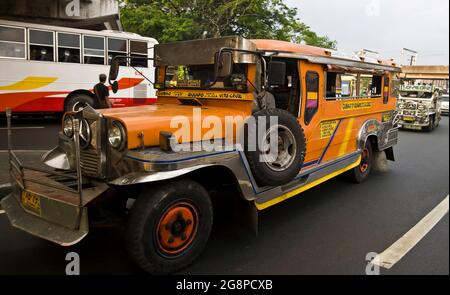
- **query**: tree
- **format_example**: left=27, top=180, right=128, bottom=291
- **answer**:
left=120, top=0, right=337, bottom=49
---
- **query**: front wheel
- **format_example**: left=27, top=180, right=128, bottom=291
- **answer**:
left=126, top=180, right=213, bottom=274
left=348, top=141, right=373, bottom=183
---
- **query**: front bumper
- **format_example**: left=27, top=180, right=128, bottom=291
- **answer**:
left=1, top=194, right=89, bottom=246
left=2, top=165, right=108, bottom=246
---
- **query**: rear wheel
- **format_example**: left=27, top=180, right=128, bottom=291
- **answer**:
left=126, top=180, right=213, bottom=274
left=65, top=94, right=95, bottom=112
left=348, top=141, right=373, bottom=183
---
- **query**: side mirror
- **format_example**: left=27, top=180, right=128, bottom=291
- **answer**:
left=111, top=81, right=119, bottom=94
left=268, top=61, right=286, bottom=86
left=109, top=57, right=121, bottom=82
left=215, top=51, right=234, bottom=79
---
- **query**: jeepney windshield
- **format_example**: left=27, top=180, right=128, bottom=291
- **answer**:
left=164, top=64, right=249, bottom=90
left=400, top=91, right=433, bottom=99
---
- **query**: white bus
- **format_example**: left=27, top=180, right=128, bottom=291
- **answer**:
left=0, top=19, right=158, bottom=113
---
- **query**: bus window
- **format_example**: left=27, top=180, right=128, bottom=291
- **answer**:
left=29, top=29, right=54, bottom=62
left=84, top=36, right=105, bottom=65
left=108, top=38, right=127, bottom=65
left=305, top=71, right=319, bottom=125
left=57, top=33, right=80, bottom=63
left=130, top=40, right=148, bottom=68
left=0, top=26, right=26, bottom=59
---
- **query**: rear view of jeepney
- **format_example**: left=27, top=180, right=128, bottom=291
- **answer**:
left=1, top=36, right=400, bottom=274
left=397, top=84, right=442, bottom=131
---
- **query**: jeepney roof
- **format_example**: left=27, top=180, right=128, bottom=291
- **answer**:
left=251, top=39, right=401, bottom=73
left=154, top=36, right=401, bottom=73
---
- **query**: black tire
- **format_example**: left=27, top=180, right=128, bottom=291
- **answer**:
left=245, top=108, right=306, bottom=187
left=65, top=94, right=95, bottom=112
left=126, top=179, right=213, bottom=275
left=349, top=141, right=373, bottom=183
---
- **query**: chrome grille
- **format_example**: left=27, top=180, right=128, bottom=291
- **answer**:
left=406, top=102, right=417, bottom=110
left=80, top=148, right=101, bottom=176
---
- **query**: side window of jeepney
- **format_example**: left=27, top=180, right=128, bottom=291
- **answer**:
left=305, top=71, right=319, bottom=125
left=325, top=72, right=358, bottom=99
left=359, top=74, right=382, bottom=98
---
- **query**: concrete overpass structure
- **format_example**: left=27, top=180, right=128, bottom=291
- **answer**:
left=0, top=0, right=122, bottom=31
left=400, top=65, right=449, bottom=91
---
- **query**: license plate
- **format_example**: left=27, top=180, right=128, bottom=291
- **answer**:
left=21, top=191, right=41, bottom=214
left=403, top=124, right=422, bottom=130
left=403, top=116, right=415, bottom=122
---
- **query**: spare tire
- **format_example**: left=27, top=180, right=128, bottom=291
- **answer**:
left=244, top=108, right=306, bottom=187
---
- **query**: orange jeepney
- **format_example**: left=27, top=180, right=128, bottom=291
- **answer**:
left=2, top=36, right=401, bottom=274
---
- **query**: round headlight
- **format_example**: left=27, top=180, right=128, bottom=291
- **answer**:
left=63, top=116, right=74, bottom=138
left=398, top=103, right=405, bottom=109
left=108, top=121, right=125, bottom=150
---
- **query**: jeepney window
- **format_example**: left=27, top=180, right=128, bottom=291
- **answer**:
left=165, top=64, right=248, bottom=90
left=326, top=72, right=358, bottom=99
left=359, top=74, right=382, bottom=98
left=108, top=38, right=127, bottom=66
left=57, top=33, right=80, bottom=63
left=130, top=41, right=148, bottom=68
left=84, top=36, right=105, bottom=65
left=305, top=71, right=319, bottom=125
left=29, top=29, right=54, bottom=62
left=0, top=26, right=26, bottom=59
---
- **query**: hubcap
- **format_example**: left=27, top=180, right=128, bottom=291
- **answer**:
left=262, top=125, right=297, bottom=172
left=359, top=148, right=370, bottom=173
left=156, top=202, right=199, bottom=256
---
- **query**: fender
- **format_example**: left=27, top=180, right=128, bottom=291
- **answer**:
left=357, top=118, right=398, bottom=159
left=108, top=164, right=215, bottom=186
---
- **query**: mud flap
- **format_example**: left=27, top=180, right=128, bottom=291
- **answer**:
left=232, top=196, right=259, bottom=237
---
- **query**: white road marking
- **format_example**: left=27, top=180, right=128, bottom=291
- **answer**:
left=373, top=195, right=449, bottom=269
left=0, top=127, right=45, bottom=130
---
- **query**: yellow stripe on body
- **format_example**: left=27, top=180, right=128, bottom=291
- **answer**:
left=255, top=155, right=362, bottom=211
left=0, top=77, right=58, bottom=91
left=338, top=117, right=355, bottom=157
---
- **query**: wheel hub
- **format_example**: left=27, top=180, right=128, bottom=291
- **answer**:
left=156, top=202, right=198, bottom=256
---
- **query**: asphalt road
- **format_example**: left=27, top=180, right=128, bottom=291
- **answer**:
left=0, top=116, right=448, bottom=275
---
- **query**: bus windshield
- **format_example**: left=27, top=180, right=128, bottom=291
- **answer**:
left=165, top=64, right=248, bottom=90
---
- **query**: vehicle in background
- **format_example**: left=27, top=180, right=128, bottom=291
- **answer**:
left=0, top=19, right=157, bottom=113
left=440, top=94, right=449, bottom=115
left=397, top=84, right=442, bottom=131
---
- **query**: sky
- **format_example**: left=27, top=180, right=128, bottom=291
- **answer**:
left=284, top=0, right=449, bottom=65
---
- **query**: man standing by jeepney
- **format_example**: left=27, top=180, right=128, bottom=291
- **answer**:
left=93, top=74, right=112, bottom=109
